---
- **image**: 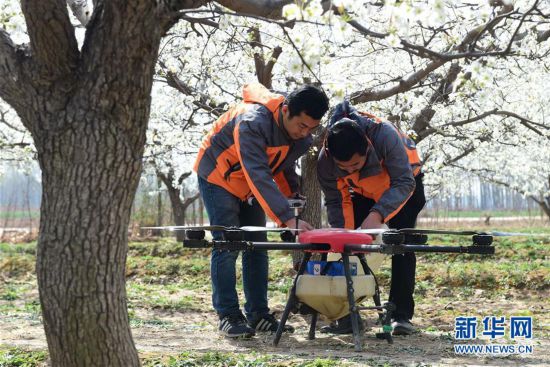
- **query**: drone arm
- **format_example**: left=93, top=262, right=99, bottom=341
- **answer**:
left=345, top=244, right=494, bottom=255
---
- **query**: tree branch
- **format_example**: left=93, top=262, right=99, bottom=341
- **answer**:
left=20, top=0, right=79, bottom=78
left=0, top=108, right=26, bottom=133
left=248, top=26, right=282, bottom=89
left=182, top=192, right=200, bottom=207
left=412, top=62, right=462, bottom=141
left=419, top=109, right=549, bottom=142
left=159, top=60, right=227, bottom=116
left=493, top=110, right=550, bottom=136
left=215, top=0, right=293, bottom=19
left=0, top=30, right=24, bottom=104
left=350, top=59, right=446, bottom=103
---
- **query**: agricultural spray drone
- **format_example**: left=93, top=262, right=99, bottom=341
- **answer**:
left=145, top=227, right=520, bottom=350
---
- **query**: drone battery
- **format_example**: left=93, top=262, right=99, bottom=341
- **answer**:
left=306, top=261, right=357, bottom=276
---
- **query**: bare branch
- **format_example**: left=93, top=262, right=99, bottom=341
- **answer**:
left=215, top=0, right=293, bottom=19
left=248, top=26, right=282, bottom=89
left=493, top=110, right=550, bottom=136
left=182, top=192, right=201, bottom=206
left=468, top=5, right=515, bottom=52
left=325, top=3, right=386, bottom=39
left=419, top=109, right=549, bottom=141
left=444, top=145, right=476, bottom=166
left=180, top=15, right=220, bottom=28
left=0, top=108, right=26, bottom=133
left=178, top=171, right=193, bottom=184
left=20, top=0, right=79, bottom=78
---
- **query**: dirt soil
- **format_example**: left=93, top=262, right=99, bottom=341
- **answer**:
left=1, top=292, right=548, bottom=366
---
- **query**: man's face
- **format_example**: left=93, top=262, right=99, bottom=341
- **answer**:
left=281, top=105, right=321, bottom=140
left=333, top=153, right=367, bottom=174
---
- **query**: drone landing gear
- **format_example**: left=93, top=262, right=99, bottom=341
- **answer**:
left=273, top=251, right=393, bottom=352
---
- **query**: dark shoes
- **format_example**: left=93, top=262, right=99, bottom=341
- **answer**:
left=320, top=314, right=364, bottom=334
left=391, top=319, right=417, bottom=335
left=248, top=312, right=295, bottom=333
left=219, top=313, right=255, bottom=338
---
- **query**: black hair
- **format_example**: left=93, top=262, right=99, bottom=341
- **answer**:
left=326, top=118, right=368, bottom=161
left=285, top=85, right=329, bottom=120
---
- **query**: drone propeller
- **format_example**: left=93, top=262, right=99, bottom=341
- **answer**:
left=240, top=226, right=302, bottom=232
left=485, top=231, right=550, bottom=237
left=141, top=225, right=302, bottom=232
left=397, top=228, right=550, bottom=237
left=324, top=228, right=390, bottom=235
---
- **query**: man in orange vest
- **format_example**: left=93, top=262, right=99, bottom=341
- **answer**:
left=317, top=101, right=426, bottom=335
left=194, top=83, right=329, bottom=338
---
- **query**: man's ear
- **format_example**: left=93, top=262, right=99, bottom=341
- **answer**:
left=281, top=104, right=288, bottom=115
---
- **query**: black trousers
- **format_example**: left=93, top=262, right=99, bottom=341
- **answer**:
left=352, top=173, right=426, bottom=320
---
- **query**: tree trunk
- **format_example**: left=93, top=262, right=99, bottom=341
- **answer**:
left=1, top=2, right=165, bottom=364
left=166, top=185, right=187, bottom=242
left=300, top=150, right=323, bottom=227
left=292, top=143, right=324, bottom=267
left=36, top=108, right=146, bottom=366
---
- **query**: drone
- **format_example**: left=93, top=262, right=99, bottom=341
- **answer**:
left=142, top=222, right=521, bottom=351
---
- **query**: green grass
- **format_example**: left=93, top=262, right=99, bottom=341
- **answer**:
left=0, top=210, right=40, bottom=220
left=0, top=348, right=47, bottom=367
left=127, top=282, right=207, bottom=311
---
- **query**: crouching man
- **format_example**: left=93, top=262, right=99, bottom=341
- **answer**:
left=317, top=101, right=426, bottom=335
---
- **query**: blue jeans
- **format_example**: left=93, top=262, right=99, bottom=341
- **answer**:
left=198, top=176, right=269, bottom=320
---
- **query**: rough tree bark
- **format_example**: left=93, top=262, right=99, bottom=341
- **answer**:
left=292, top=132, right=326, bottom=266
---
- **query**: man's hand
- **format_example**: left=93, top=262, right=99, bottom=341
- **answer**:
left=284, top=218, right=314, bottom=232
left=361, top=211, right=384, bottom=229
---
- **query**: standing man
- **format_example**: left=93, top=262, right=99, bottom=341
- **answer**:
left=317, top=101, right=425, bottom=335
left=194, top=83, right=329, bottom=338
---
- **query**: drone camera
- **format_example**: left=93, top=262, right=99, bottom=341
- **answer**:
left=472, top=234, right=493, bottom=246
left=185, top=229, right=205, bottom=240
left=403, top=233, right=428, bottom=245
